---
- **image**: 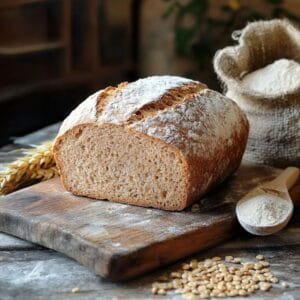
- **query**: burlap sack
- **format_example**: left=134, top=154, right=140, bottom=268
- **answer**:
left=214, top=19, right=300, bottom=168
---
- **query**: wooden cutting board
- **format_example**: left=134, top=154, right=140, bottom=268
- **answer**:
left=0, top=163, right=279, bottom=281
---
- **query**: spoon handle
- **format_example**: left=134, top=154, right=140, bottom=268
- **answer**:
left=266, top=167, right=299, bottom=190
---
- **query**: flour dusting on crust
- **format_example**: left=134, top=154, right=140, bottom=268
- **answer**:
left=130, top=89, right=241, bottom=157
left=98, top=76, right=195, bottom=124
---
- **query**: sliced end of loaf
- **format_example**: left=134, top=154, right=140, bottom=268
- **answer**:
left=54, top=124, right=189, bottom=211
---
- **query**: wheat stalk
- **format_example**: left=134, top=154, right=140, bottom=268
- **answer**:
left=0, top=140, right=59, bottom=195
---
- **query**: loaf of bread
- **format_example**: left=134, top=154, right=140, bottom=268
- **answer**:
left=53, top=76, right=249, bottom=211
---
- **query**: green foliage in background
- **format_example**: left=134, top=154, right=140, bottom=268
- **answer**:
left=162, top=0, right=300, bottom=68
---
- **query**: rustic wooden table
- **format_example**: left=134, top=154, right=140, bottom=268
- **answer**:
left=0, top=124, right=299, bottom=300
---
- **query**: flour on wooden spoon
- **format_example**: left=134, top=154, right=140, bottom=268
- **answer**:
left=238, top=194, right=291, bottom=227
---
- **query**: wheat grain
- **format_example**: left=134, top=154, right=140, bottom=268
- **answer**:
left=151, top=255, right=284, bottom=298
left=0, top=140, right=59, bottom=195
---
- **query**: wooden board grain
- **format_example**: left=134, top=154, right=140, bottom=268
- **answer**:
left=0, top=163, right=280, bottom=281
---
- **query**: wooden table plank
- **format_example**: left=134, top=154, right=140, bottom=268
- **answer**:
left=13, top=123, right=60, bottom=147
left=0, top=216, right=298, bottom=300
left=0, top=233, right=37, bottom=250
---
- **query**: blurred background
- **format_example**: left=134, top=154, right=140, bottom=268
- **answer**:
left=0, top=0, right=299, bottom=146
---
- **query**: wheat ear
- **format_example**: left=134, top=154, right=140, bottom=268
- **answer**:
left=0, top=141, right=59, bottom=195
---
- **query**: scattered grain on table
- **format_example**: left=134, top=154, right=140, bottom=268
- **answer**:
left=151, top=255, right=285, bottom=298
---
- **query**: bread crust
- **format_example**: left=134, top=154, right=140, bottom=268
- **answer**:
left=53, top=76, right=249, bottom=211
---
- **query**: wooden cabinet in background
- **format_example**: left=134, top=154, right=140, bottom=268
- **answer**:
left=0, top=0, right=71, bottom=87
left=0, top=0, right=135, bottom=91
left=0, top=0, right=137, bottom=145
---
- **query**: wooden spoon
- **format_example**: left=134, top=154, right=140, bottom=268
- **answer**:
left=236, top=167, right=299, bottom=236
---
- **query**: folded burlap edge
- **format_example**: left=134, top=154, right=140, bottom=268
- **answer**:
left=213, top=19, right=300, bottom=107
